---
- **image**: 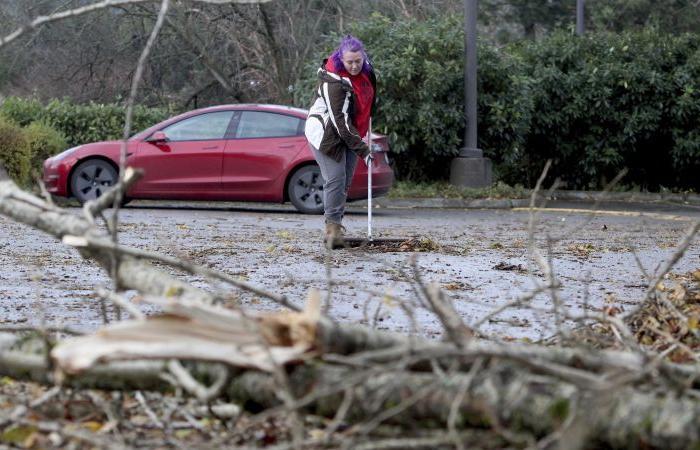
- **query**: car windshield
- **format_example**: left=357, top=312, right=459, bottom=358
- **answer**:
left=128, top=106, right=311, bottom=141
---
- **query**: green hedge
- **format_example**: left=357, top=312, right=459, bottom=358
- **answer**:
left=0, top=97, right=44, bottom=128
left=293, top=15, right=540, bottom=182
left=295, top=16, right=700, bottom=190
left=516, top=30, right=700, bottom=190
left=0, top=117, right=31, bottom=186
left=295, top=14, right=530, bottom=181
left=0, top=98, right=171, bottom=148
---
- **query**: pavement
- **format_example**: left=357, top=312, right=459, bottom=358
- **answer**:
left=2, top=192, right=699, bottom=342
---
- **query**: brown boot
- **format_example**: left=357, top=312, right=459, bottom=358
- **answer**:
left=324, top=222, right=346, bottom=249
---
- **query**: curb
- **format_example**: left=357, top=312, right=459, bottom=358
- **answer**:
left=57, top=190, right=700, bottom=212
left=353, top=190, right=700, bottom=210
left=544, top=190, right=700, bottom=206
left=352, top=198, right=531, bottom=209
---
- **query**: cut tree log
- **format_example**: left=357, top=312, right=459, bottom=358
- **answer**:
left=2, top=340, right=700, bottom=449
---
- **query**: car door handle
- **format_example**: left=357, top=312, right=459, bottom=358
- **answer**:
left=202, top=146, right=220, bottom=150
left=278, top=144, right=295, bottom=149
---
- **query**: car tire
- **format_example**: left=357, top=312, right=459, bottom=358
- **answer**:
left=287, top=165, right=325, bottom=214
left=70, top=159, right=118, bottom=204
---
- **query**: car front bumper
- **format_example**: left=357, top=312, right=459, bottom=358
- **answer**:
left=43, top=157, right=74, bottom=197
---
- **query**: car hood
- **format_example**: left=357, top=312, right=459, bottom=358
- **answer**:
left=51, top=140, right=133, bottom=163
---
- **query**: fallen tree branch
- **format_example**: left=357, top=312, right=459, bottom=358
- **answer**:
left=3, top=346, right=700, bottom=448
left=0, top=178, right=213, bottom=304
left=64, top=232, right=295, bottom=309
left=410, top=254, right=474, bottom=346
left=83, top=167, right=144, bottom=221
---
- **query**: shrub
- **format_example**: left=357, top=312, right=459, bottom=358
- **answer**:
left=42, top=99, right=171, bottom=147
left=513, top=30, right=700, bottom=190
left=23, top=121, right=68, bottom=180
left=295, top=14, right=532, bottom=181
left=670, top=46, right=700, bottom=188
left=0, top=97, right=171, bottom=148
left=353, top=14, right=468, bottom=180
left=0, top=97, right=44, bottom=127
left=0, top=117, right=31, bottom=186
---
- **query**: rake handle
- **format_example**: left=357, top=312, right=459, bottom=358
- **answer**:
left=367, top=118, right=373, bottom=241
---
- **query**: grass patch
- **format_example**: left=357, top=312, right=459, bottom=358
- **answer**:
left=388, top=181, right=527, bottom=199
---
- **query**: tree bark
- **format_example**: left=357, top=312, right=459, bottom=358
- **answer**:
left=2, top=344, right=699, bottom=449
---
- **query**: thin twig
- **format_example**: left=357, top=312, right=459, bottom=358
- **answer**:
left=135, top=391, right=165, bottom=429
left=96, top=287, right=145, bottom=320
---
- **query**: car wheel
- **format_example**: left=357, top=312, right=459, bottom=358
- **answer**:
left=70, top=159, right=118, bottom=204
left=288, top=165, right=325, bottom=214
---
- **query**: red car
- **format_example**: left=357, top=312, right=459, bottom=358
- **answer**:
left=42, top=104, right=394, bottom=213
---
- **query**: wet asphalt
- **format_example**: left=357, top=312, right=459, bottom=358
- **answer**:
left=1, top=199, right=699, bottom=340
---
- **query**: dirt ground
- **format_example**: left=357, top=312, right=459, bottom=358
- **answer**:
left=2, top=199, right=699, bottom=342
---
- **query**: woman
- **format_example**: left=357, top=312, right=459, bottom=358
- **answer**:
left=305, top=34, right=377, bottom=248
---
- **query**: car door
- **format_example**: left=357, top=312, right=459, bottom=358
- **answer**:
left=222, top=110, right=307, bottom=200
left=133, top=110, right=234, bottom=195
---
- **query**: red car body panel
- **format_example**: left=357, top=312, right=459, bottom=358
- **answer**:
left=42, top=104, right=394, bottom=204
left=134, top=139, right=225, bottom=195
left=222, top=136, right=307, bottom=202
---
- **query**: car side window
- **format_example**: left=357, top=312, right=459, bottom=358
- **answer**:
left=235, top=111, right=302, bottom=139
left=163, top=111, right=234, bottom=141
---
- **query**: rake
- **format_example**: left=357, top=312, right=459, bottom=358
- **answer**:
left=342, top=118, right=407, bottom=249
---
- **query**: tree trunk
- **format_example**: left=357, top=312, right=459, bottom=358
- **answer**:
left=2, top=344, right=699, bottom=449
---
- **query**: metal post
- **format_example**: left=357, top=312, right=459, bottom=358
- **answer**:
left=450, top=0, right=492, bottom=187
left=576, top=0, right=585, bottom=35
left=462, top=0, right=479, bottom=156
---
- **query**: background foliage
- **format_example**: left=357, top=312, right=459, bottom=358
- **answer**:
left=0, top=98, right=170, bottom=148
left=297, top=15, right=700, bottom=189
left=23, top=121, right=68, bottom=180
left=1, top=0, right=699, bottom=190
left=516, top=30, right=700, bottom=190
left=0, top=117, right=31, bottom=186
left=295, top=14, right=531, bottom=181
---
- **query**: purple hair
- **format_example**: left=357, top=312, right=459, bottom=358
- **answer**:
left=330, top=35, right=371, bottom=75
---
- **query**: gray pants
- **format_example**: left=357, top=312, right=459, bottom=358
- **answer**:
left=310, top=145, right=358, bottom=224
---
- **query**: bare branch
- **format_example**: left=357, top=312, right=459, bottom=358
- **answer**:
left=0, top=0, right=272, bottom=51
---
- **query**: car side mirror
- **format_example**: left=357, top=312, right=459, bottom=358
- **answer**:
left=146, top=131, right=169, bottom=143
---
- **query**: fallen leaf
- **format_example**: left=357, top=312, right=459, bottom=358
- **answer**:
left=81, top=421, right=103, bottom=432
left=493, top=262, right=526, bottom=273
left=175, top=429, right=194, bottom=439
left=308, top=429, right=325, bottom=440
left=1, top=425, right=38, bottom=446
